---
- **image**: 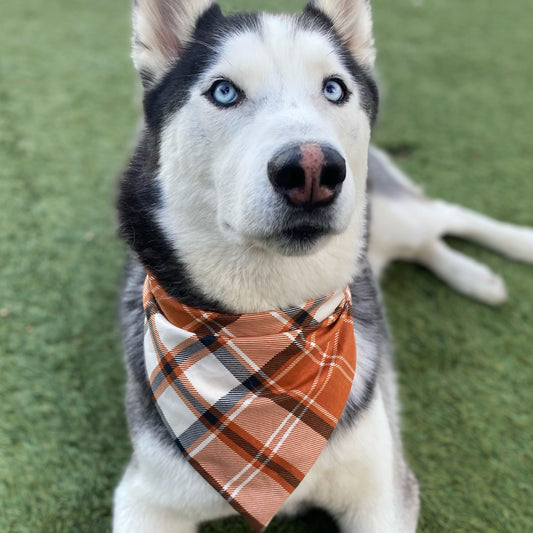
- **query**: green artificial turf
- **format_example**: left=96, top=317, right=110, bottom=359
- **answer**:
left=1, top=0, right=532, bottom=531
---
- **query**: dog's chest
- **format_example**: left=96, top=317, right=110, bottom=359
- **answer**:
left=131, top=382, right=389, bottom=525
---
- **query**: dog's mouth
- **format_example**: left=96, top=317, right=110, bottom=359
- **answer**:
left=261, top=223, right=333, bottom=255
left=223, top=201, right=345, bottom=255
left=280, top=224, right=328, bottom=243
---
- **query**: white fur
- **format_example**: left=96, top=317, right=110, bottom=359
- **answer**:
left=156, top=15, right=372, bottom=313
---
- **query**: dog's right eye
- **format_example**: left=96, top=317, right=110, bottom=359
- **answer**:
left=207, top=80, right=242, bottom=107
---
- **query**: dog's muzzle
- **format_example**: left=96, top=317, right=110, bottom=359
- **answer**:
left=267, top=143, right=346, bottom=209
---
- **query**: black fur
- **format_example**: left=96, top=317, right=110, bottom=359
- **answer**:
left=341, top=260, right=384, bottom=424
left=117, top=130, right=225, bottom=311
left=119, top=254, right=167, bottom=440
left=299, top=4, right=379, bottom=125
left=143, top=6, right=261, bottom=132
left=118, top=7, right=263, bottom=311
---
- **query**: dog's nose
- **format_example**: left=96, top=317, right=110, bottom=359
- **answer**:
left=267, top=144, right=346, bottom=208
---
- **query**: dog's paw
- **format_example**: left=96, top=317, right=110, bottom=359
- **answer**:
left=465, top=266, right=508, bottom=306
left=498, top=224, right=533, bottom=264
left=446, top=255, right=508, bottom=306
left=419, top=240, right=508, bottom=305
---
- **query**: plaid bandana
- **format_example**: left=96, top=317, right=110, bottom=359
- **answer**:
left=143, top=273, right=356, bottom=531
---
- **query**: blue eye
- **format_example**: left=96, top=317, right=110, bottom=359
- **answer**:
left=210, top=80, right=240, bottom=106
left=323, top=79, right=346, bottom=103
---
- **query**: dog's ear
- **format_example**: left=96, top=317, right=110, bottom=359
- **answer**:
left=132, top=0, right=215, bottom=87
left=306, top=0, right=375, bottom=70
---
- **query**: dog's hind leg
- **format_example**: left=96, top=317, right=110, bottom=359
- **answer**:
left=438, top=202, right=533, bottom=264
left=369, top=194, right=508, bottom=305
left=415, top=238, right=507, bottom=305
left=368, top=146, right=533, bottom=304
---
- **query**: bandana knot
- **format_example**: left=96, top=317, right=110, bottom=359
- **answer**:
left=143, top=273, right=356, bottom=531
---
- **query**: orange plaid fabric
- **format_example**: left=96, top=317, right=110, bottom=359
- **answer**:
left=143, top=273, right=356, bottom=531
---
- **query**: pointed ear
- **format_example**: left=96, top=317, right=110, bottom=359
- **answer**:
left=132, top=0, right=214, bottom=87
left=306, top=0, right=376, bottom=70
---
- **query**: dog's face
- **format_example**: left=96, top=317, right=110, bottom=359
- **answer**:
left=130, top=0, right=377, bottom=309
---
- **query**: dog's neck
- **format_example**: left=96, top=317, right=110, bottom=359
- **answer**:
left=127, top=219, right=366, bottom=314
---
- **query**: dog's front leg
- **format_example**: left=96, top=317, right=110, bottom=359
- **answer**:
left=314, top=389, right=418, bottom=533
left=113, top=459, right=198, bottom=533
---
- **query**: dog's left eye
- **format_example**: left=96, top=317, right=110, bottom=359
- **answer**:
left=323, top=79, right=347, bottom=104
left=209, top=80, right=241, bottom=107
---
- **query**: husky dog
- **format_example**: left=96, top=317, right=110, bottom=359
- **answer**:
left=113, top=0, right=533, bottom=531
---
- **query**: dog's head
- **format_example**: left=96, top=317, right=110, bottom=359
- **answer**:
left=125, top=0, right=378, bottom=310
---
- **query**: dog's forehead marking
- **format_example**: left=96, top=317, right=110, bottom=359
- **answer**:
left=204, top=14, right=350, bottom=95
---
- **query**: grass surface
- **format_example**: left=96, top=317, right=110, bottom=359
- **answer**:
left=1, top=0, right=532, bottom=532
